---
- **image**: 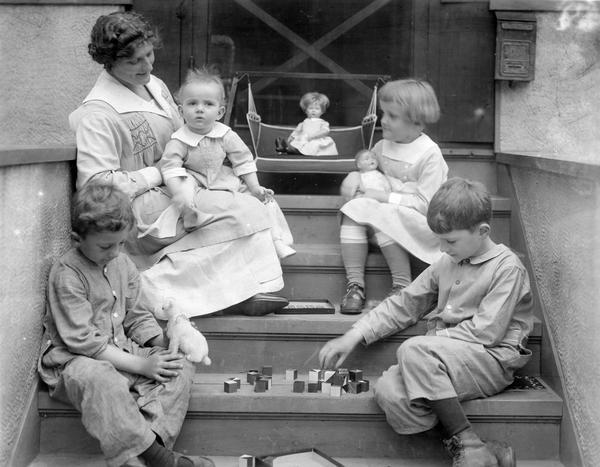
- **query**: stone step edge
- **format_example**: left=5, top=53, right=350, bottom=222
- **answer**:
left=275, top=194, right=511, bottom=213
left=189, top=314, right=543, bottom=340
left=39, top=374, right=562, bottom=421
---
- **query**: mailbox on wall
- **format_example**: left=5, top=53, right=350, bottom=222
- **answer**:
left=495, top=12, right=536, bottom=81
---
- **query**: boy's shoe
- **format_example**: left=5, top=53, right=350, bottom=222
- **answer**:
left=340, top=283, right=365, bottom=314
left=485, top=440, right=516, bottom=467
left=443, top=428, right=499, bottom=467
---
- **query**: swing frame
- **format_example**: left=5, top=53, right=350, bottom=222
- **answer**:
left=224, top=71, right=390, bottom=174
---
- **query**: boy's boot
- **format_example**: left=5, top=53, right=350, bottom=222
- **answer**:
left=443, top=427, right=498, bottom=467
left=486, top=440, right=516, bottom=467
left=340, top=283, right=365, bottom=314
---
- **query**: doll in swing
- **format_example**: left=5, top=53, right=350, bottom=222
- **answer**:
left=275, top=92, right=339, bottom=156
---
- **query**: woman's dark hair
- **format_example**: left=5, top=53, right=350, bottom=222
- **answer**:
left=88, top=11, right=161, bottom=69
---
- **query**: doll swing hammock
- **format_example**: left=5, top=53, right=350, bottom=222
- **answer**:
left=238, top=73, right=385, bottom=174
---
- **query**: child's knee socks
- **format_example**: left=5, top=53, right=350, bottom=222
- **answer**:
left=375, top=232, right=411, bottom=288
left=340, top=223, right=368, bottom=287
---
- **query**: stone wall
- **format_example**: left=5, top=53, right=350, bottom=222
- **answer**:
left=497, top=7, right=600, bottom=467
left=0, top=4, right=122, bottom=465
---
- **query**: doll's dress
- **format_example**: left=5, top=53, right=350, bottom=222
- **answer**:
left=289, top=118, right=338, bottom=156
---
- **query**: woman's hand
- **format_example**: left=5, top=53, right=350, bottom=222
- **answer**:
left=140, top=349, right=185, bottom=383
left=318, top=328, right=364, bottom=369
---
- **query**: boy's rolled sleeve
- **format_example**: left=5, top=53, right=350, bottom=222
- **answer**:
left=352, top=268, right=439, bottom=345
left=443, top=265, right=528, bottom=347
left=49, top=267, right=109, bottom=358
left=223, top=131, right=257, bottom=177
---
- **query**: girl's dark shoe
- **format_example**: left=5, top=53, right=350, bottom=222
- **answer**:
left=340, top=283, right=365, bottom=314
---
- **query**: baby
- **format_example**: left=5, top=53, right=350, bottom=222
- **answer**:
left=160, top=68, right=295, bottom=259
left=340, top=149, right=391, bottom=202
left=275, top=92, right=338, bottom=156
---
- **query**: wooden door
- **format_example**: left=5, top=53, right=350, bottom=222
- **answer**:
left=133, top=0, right=495, bottom=146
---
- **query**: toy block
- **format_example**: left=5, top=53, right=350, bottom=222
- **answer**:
left=230, top=377, right=241, bottom=389
left=330, top=384, right=343, bottom=397
left=307, top=382, right=319, bottom=393
left=224, top=380, right=238, bottom=393
left=247, top=370, right=259, bottom=384
left=359, top=380, right=370, bottom=392
left=323, top=370, right=336, bottom=381
left=261, top=365, right=273, bottom=376
left=329, top=371, right=346, bottom=386
left=258, top=375, right=272, bottom=390
left=317, top=379, right=325, bottom=391
left=338, top=368, right=349, bottom=379
left=308, top=369, right=322, bottom=383
left=321, top=382, right=332, bottom=394
left=239, top=454, right=255, bottom=467
left=254, top=379, right=268, bottom=392
left=346, top=380, right=362, bottom=394
left=349, top=369, right=363, bottom=382
left=293, top=380, right=305, bottom=393
left=285, top=369, right=298, bottom=381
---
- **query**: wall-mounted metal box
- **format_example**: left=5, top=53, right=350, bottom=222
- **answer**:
left=495, top=12, right=536, bottom=81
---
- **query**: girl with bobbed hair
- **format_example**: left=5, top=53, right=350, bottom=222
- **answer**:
left=70, top=11, right=288, bottom=321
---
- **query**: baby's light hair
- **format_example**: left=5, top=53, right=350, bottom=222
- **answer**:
left=299, top=92, right=330, bottom=113
left=379, top=79, right=440, bottom=126
left=72, top=180, right=135, bottom=238
left=427, top=178, right=492, bottom=234
left=176, top=67, right=226, bottom=104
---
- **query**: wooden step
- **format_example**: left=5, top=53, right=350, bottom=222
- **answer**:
left=28, top=453, right=566, bottom=467
left=191, top=313, right=541, bottom=377
left=259, top=149, right=500, bottom=195
left=38, top=374, right=561, bottom=460
left=277, top=194, right=511, bottom=245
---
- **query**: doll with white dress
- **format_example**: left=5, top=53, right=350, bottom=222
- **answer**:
left=340, top=149, right=392, bottom=202
left=275, top=92, right=338, bottom=156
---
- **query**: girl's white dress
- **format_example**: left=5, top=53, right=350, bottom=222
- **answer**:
left=289, top=118, right=338, bottom=155
left=340, top=134, right=448, bottom=264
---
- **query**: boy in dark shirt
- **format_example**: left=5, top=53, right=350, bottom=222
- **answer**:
left=39, top=181, right=213, bottom=467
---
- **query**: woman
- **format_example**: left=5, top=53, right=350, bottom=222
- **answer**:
left=70, top=11, right=288, bottom=317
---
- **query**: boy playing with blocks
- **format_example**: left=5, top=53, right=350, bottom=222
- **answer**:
left=38, top=181, right=213, bottom=467
left=319, top=178, right=533, bottom=467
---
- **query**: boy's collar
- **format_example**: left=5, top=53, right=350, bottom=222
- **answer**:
left=83, top=70, right=171, bottom=117
left=171, top=121, right=229, bottom=146
left=461, top=243, right=506, bottom=265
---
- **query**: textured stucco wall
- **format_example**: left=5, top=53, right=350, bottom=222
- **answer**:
left=0, top=4, right=122, bottom=464
left=497, top=7, right=600, bottom=467
left=497, top=12, right=600, bottom=164
left=511, top=169, right=600, bottom=467
left=0, top=5, right=114, bottom=144
left=0, top=164, right=72, bottom=466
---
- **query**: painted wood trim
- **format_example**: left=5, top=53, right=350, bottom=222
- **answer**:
left=0, top=0, right=131, bottom=4
left=490, top=0, right=576, bottom=11
left=0, top=146, right=76, bottom=168
left=497, top=152, right=600, bottom=180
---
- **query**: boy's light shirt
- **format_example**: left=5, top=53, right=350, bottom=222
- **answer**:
left=352, top=243, right=533, bottom=349
left=40, top=248, right=163, bottom=386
